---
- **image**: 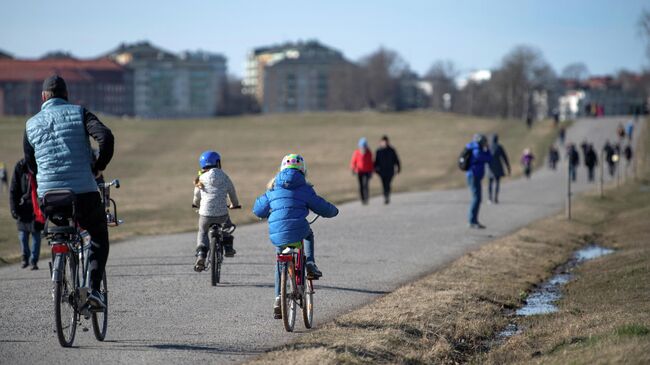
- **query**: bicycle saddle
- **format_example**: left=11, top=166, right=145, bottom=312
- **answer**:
left=42, top=189, right=76, bottom=223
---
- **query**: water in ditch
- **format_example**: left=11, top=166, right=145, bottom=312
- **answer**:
left=498, top=244, right=614, bottom=339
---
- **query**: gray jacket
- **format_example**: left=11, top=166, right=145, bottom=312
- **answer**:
left=193, top=168, right=239, bottom=217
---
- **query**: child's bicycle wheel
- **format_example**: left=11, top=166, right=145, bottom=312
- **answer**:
left=210, top=237, right=221, bottom=286
left=302, top=278, right=314, bottom=328
left=281, top=262, right=297, bottom=332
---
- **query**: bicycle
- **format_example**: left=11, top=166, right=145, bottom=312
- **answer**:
left=276, top=215, right=319, bottom=332
left=44, top=179, right=121, bottom=347
left=194, top=205, right=240, bottom=286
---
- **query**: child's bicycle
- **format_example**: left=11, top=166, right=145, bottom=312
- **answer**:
left=194, top=205, right=240, bottom=286
left=276, top=216, right=319, bottom=332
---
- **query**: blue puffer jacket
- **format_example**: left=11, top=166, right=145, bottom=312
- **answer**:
left=253, top=169, right=338, bottom=246
left=26, top=98, right=96, bottom=197
left=466, top=141, right=492, bottom=180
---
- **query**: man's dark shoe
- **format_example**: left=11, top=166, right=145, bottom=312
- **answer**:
left=306, top=261, right=322, bottom=280
left=87, top=289, right=106, bottom=309
left=273, top=297, right=282, bottom=319
left=21, top=262, right=29, bottom=269
left=31, top=264, right=39, bottom=270
left=224, top=244, right=236, bottom=257
left=469, top=223, right=486, bottom=229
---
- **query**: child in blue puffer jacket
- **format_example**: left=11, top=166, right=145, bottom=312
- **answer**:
left=253, top=154, right=339, bottom=319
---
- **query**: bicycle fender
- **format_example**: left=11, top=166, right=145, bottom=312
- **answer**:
left=51, top=254, right=64, bottom=282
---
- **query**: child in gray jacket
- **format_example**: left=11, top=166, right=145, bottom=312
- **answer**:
left=193, top=151, right=240, bottom=271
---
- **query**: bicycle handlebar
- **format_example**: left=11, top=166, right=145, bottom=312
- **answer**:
left=98, top=179, right=120, bottom=189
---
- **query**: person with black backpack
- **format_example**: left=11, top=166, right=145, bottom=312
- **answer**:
left=460, top=134, right=492, bottom=229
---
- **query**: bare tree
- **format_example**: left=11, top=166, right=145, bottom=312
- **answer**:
left=217, top=74, right=260, bottom=115
left=639, top=9, right=650, bottom=63
left=496, top=45, right=556, bottom=119
left=425, top=60, right=459, bottom=111
left=561, top=62, right=589, bottom=81
left=359, top=47, right=408, bottom=111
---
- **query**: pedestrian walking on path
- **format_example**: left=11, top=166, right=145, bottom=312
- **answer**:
left=624, top=145, right=633, bottom=168
left=625, top=120, right=634, bottom=142
left=9, top=159, right=44, bottom=270
left=617, top=123, right=626, bottom=140
left=350, top=137, right=374, bottom=205
left=548, top=145, right=560, bottom=170
left=0, top=162, right=8, bottom=193
left=585, top=144, right=598, bottom=182
left=487, top=134, right=510, bottom=204
left=603, top=140, right=616, bottom=177
left=374, top=135, right=401, bottom=205
left=520, top=148, right=535, bottom=179
left=464, top=134, right=492, bottom=229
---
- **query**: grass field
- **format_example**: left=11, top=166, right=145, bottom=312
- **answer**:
left=0, top=111, right=558, bottom=261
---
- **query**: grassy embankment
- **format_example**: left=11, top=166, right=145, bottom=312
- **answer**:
left=246, top=119, right=650, bottom=365
left=0, top=111, right=558, bottom=262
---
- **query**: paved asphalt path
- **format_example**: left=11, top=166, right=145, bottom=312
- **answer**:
left=0, top=117, right=639, bottom=364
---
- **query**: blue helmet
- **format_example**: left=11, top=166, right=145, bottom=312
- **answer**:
left=358, top=137, right=368, bottom=148
left=199, top=150, right=221, bottom=169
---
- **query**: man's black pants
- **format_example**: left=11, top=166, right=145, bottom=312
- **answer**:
left=74, top=192, right=109, bottom=291
left=379, top=173, right=394, bottom=200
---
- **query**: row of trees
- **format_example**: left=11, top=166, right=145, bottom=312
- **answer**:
left=221, top=9, right=650, bottom=117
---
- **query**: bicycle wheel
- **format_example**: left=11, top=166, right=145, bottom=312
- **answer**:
left=281, top=262, right=297, bottom=332
left=302, top=279, right=314, bottom=329
left=91, top=271, right=108, bottom=341
left=210, top=237, right=220, bottom=286
left=54, top=254, right=78, bottom=347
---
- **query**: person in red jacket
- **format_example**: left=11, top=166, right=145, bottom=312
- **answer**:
left=350, top=137, right=374, bottom=205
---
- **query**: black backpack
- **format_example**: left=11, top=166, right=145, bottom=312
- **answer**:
left=458, top=147, right=473, bottom=171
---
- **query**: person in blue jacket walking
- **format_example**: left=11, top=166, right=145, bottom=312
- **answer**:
left=466, top=134, right=492, bottom=229
left=253, top=154, right=339, bottom=319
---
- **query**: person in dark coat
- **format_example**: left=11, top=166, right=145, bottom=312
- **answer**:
left=374, top=135, right=401, bottom=205
left=487, top=134, right=510, bottom=204
left=584, top=144, right=598, bottom=182
left=9, top=159, right=44, bottom=269
left=603, top=141, right=616, bottom=177
left=548, top=145, right=560, bottom=170
left=624, top=145, right=633, bottom=167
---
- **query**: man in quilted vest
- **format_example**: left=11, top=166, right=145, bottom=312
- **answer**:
left=24, top=75, right=114, bottom=309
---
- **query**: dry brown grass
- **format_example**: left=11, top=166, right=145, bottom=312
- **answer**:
left=0, top=111, right=557, bottom=261
left=246, top=119, right=650, bottom=365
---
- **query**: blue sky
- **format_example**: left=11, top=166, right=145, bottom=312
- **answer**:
left=1, top=1, right=647, bottom=77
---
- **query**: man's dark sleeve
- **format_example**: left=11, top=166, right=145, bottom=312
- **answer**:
left=83, top=109, right=114, bottom=171
left=501, top=147, right=511, bottom=172
left=9, top=163, right=20, bottom=217
left=23, top=131, right=37, bottom=174
left=393, top=148, right=401, bottom=173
